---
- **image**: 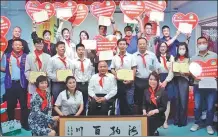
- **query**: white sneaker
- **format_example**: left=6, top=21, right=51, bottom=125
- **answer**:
left=190, top=124, right=199, bottom=132
left=206, top=126, right=214, bottom=135
left=163, top=122, right=168, bottom=129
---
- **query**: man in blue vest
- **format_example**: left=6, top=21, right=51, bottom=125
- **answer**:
left=3, top=39, right=30, bottom=130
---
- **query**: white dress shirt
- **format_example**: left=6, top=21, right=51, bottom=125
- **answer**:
left=55, top=90, right=83, bottom=115
left=158, top=55, right=174, bottom=82
left=25, top=52, right=51, bottom=94
left=88, top=73, right=117, bottom=100
left=73, top=57, right=92, bottom=82
left=133, top=51, right=160, bottom=79
left=110, top=52, right=137, bottom=70
left=46, top=54, right=74, bottom=82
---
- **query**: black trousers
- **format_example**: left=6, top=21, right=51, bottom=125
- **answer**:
left=5, top=81, right=28, bottom=127
left=147, top=115, right=165, bottom=136
left=174, top=76, right=189, bottom=126
left=89, top=94, right=114, bottom=115
left=134, top=77, right=149, bottom=114
left=77, top=82, right=88, bottom=115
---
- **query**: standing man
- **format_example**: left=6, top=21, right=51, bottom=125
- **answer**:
left=25, top=38, right=51, bottom=94
left=133, top=37, right=160, bottom=114
left=47, top=41, right=74, bottom=102
left=4, top=26, right=30, bottom=54
left=190, top=36, right=217, bottom=135
left=111, top=39, right=137, bottom=115
left=3, top=39, right=30, bottom=130
left=73, top=43, right=92, bottom=111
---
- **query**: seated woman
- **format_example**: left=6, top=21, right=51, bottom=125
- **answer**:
left=28, top=75, right=59, bottom=136
left=54, top=76, right=84, bottom=116
left=143, top=71, right=168, bottom=136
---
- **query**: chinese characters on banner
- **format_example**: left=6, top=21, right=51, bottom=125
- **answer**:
left=65, top=121, right=141, bottom=136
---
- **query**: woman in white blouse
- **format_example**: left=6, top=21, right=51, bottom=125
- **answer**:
left=156, top=42, right=175, bottom=129
left=54, top=76, right=84, bottom=116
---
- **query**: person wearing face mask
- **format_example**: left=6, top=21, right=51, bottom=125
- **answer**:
left=25, top=38, right=51, bottom=95
left=133, top=38, right=160, bottom=115
left=190, top=36, right=217, bottom=135
left=113, top=31, right=123, bottom=54
left=156, top=42, right=175, bottom=129
left=46, top=41, right=74, bottom=103
left=173, top=42, right=190, bottom=127
left=56, top=18, right=76, bottom=60
left=4, top=26, right=30, bottom=54
left=54, top=76, right=84, bottom=116
left=160, top=25, right=191, bottom=57
left=143, top=22, right=160, bottom=53
left=31, top=21, right=57, bottom=56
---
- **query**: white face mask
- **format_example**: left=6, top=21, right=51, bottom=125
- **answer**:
left=198, top=44, right=208, bottom=51
left=179, top=50, right=186, bottom=56
left=116, top=35, right=121, bottom=40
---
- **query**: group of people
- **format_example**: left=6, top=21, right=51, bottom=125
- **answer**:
left=0, top=15, right=217, bottom=136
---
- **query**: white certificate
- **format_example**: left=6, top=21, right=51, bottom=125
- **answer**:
left=99, top=50, right=113, bottom=61
left=56, top=8, right=73, bottom=18
left=178, top=23, right=193, bottom=34
left=98, top=16, right=111, bottom=26
left=199, top=77, right=217, bottom=89
left=33, top=10, right=49, bottom=23
left=82, top=40, right=97, bottom=50
left=124, top=15, right=138, bottom=24
left=149, top=11, right=164, bottom=22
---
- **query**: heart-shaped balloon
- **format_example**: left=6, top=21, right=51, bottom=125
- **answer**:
left=94, top=35, right=117, bottom=51
left=69, top=4, right=88, bottom=26
left=143, top=1, right=166, bottom=17
left=1, top=16, right=11, bottom=37
left=172, top=12, right=199, bottom=30
left=53, top=1, right=77, bottom=21
left=0, top=36, right=8, bottom=52
left=25, top=1, right=55, bottom=24
left=120, top=1, right=145, bottom=20
left=189, top=59, right=217, bottom=78
left=90, top=1, right=116, bottom=19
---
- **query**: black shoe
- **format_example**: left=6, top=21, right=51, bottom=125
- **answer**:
left=23, top=126, right=31, bottom=131
left=154, top=130, right=159, bottom=136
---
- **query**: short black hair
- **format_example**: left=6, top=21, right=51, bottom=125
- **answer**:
left=148, top=71, right=160, bottom=91
left=61, top=28, right=69, bottom=36
left=144, top=23, right=152, bottom=28
left=12, top=39, right=23, bottom=45
left=33, top=37, right=43, bottom=45
left=99, top=25, right=107, bottom=30
left=197, top=36, right=208, bottom=42
left=43, top=30, right=51, bottom=37
left=137, top=37, right=148, bottom=44
left=56, top=41, right=65, bottom=48
left=65, top=76, right=77, bottom=99
left=76, top=43, right=85, bottom=51
left=162, top=25, right=170, bottom=31
left=124, top=26, right=133, bottom=32
left=35, top=75, right=49, bottom=88
left=117, top=38, right=127, bottom=45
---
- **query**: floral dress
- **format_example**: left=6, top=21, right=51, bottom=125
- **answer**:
left=28, top=91, right=55, bottom=135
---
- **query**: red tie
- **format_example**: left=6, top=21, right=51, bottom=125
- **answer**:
left=36, top=88, right=48, bottom=110
left=80, top=59, right=84, bottom=73
left=149, top=87, right=157, bottom=106
left=119, top=55, right=125, bottom=67
left=66, top=39, right=71, bottom=47
left=99, top=74, right=105, bottom=88
left=58, top=57, right=67, bottom=68
left=179, top=56, right=185, bottom=61
left=140, top=54, right=146, bottom=67
left=161, top=56, right=168, bottom=71
left=124, top=35, right=132, bottom=45
left=34, top=50, right=43, bottom=70
left=11, top=51, right=23, bottom=68
left=44, top=40, right=51, bottom=52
